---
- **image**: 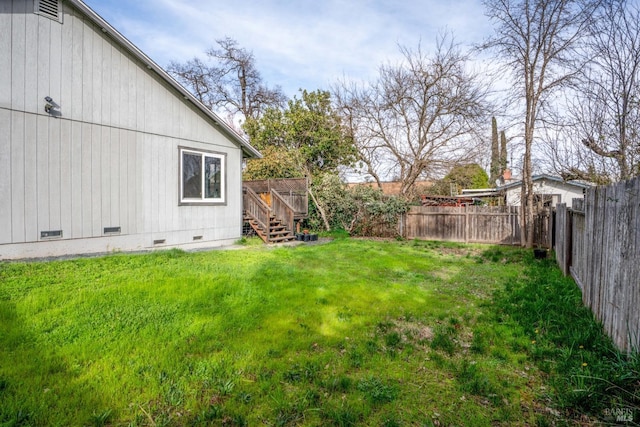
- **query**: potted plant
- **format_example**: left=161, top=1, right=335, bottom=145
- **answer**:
left=533, top=246, right=548, bottom=259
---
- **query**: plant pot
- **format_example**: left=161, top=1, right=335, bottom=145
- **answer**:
left=533, top=248, right=548, bottom=259
left=310, top=234, right=318, bottom=241
left=303, top=234, right=311, bottom=242
left=295, top=233, right=304, bottom=241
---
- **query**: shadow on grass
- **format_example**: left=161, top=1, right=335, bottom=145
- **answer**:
left=0, top=256, right=194, bottom=427
left=0, top=300, right=37, bottom=426
left=0, top=297, right=121, bottom=426
left=486, top=249, right=640, bottom=424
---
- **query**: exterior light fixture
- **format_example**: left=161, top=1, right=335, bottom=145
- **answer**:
left=44, top=96, right=61, bottom=116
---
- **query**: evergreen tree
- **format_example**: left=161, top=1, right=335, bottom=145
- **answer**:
left=500, top=130, right=508, bottom=176
left=489, top=117, right=500, bottom=184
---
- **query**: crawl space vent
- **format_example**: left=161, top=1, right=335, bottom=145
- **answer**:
left=35, top=0, right=62, bottom=22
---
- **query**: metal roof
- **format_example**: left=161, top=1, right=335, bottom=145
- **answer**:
left=68, top=0, right=262, bottom=159
left=459, top=191, right=502, bottom=198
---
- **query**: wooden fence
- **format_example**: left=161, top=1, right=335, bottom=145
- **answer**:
left=555, top=177, right=640, bottom=353
left=401, top=205, right=551, bottom=247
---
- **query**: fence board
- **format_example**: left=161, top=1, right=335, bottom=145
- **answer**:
left=555, top=204, right=571, bottom=276
left=404, top=206, right=524, bottom=245
left=570, top=209, right=585, bottom=293
left=604, top=184, right=616, bottom=345
left=555, top=176, right=640, bottom=353
left=630, top=177, right=640, bottom=349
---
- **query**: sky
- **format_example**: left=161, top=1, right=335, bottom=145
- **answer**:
left=82, top=0, right=494, bottom=99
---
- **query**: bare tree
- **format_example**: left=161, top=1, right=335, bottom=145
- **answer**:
left=168, top=37, right=286, bottom=122
left=540, top=128, right=616, bottom=184
left=482, top=0, right=601, bottom=247
left=565, top=1, right=640, bottom=181
left=334, top=36, right=490, bottom=199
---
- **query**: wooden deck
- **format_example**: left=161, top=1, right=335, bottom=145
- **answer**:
left=243, top=178, right=309, bottom=243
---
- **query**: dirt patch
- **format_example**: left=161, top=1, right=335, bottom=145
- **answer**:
left=382, top=317, right=434, bottom=346
left=434, top=245, right=483, bottom=257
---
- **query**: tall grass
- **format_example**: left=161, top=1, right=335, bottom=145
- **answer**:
left=491, top=256, right=640, bottom=424
left=0, top=239, right=637, bottom=425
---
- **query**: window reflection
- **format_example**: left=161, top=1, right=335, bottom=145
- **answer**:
left=182, top=152, right=202, bottom=198
left=205, top=156, right=221, bottom=199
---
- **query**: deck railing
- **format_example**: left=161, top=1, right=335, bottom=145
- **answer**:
left=272, top=189, right=295, bottom=236
left=243, top=186, right=271, bottom=240
left=244, top=178, right=308, bottom=218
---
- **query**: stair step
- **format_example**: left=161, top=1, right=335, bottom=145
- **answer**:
left=245, top=214, right=295, bottom=244
left=269, top=235, right=296, bottom=242
left=270, top=231, right=292, bottom=237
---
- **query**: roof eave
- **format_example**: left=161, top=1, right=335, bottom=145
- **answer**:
left=497, top=175, right=592, bottom=191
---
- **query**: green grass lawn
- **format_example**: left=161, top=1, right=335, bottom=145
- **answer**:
left=1, top=238, right=638, bottom=426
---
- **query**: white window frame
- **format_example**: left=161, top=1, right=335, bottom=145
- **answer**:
left=179, top=147, right=226, bottom=205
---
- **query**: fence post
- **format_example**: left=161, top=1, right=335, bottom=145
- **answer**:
left=512, top=206, right=518, bottom=246
left=464, top=206, right=470, bottom=243
left=555, top=204, right=572, bottom=276
left=565, top=210, right=572, bottom=275
left=548, top=209, right=554, bottom=249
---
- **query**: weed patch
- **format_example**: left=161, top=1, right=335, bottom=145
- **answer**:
left=492, top=257, right=640, bottom=423
left=430, top=321, right=459, bottom=355
left=357, top=376, right=399, bottom=404
left=454, top=359, right=501, bottom=404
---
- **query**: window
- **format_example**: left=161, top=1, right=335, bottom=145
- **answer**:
left=533, top=193, right=558, bottom=208
left=179, top=148, right=226, bottom=204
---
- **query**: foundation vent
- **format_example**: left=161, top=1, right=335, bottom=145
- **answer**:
left=40, top=230, right=63, bottom=239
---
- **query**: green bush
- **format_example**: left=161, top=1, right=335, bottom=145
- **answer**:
left=310, top=174, right=409, bottom=237
left=429, top=163, right=489, bottom=196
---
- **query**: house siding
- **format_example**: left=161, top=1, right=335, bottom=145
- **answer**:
left=0, top=0, right=247, bottom=259
left=505, top=179, right=586, bottom=208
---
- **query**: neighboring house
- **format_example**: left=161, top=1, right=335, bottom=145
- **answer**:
left=498, top=175, right=591, bottom=208
left=0, top=0, right=261, bottom=259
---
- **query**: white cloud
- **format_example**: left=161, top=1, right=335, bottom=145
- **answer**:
left=83, top=0, right=494, bottom=97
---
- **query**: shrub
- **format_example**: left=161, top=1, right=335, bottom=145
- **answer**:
left=310, top=174, right=409, bottom=237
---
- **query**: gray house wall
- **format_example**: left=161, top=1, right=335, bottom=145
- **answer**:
left=0, top=0, right=254, bottom=259
left=503, top=178, right=588, bottom=209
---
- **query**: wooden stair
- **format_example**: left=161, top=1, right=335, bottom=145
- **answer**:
left=243, top=186, right=298, bottom=244
left=246, top=215, right=296, bottom=243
